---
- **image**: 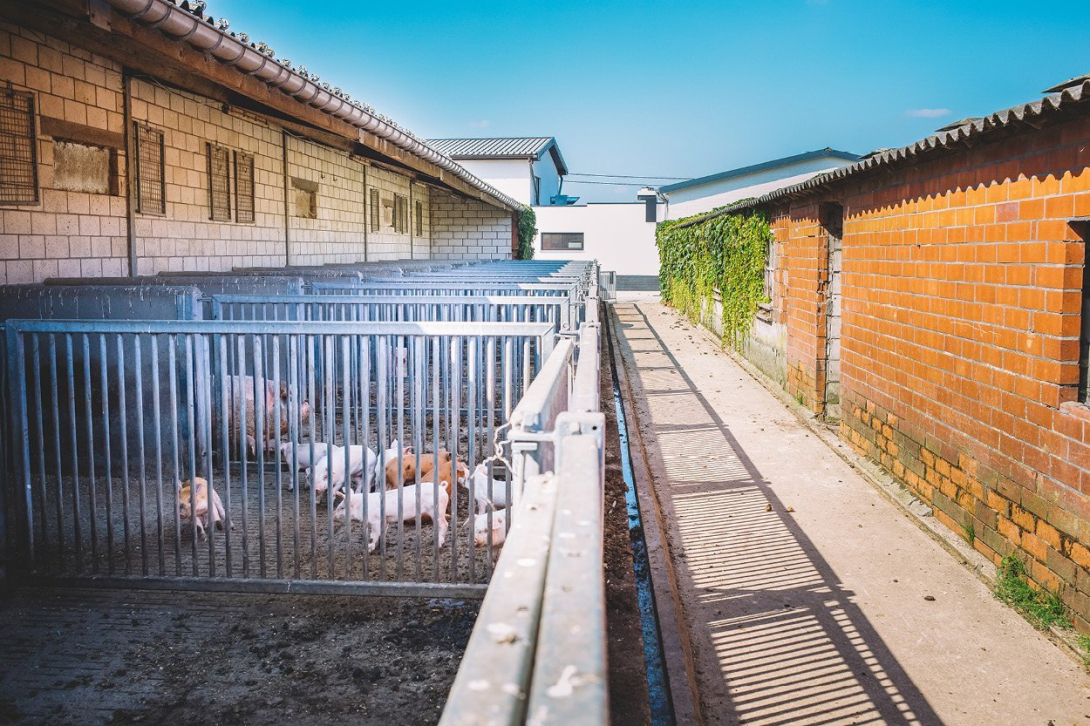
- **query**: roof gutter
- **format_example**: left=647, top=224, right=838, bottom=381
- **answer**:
left=103, top=0, right=524, bottom=212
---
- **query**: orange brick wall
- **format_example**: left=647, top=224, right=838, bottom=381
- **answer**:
left=771, top=114, right=1090, bottom=627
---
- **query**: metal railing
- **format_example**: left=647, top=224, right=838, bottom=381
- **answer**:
left=209, top=294, right=574, bottom=332
left=4, top=319, right=553, bottom=597
left=441, top=278, right=606, bottom=725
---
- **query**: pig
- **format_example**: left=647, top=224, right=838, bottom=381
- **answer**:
left=177, top=477, right=226, bottom=539
left=333, top=480, right=450, bottom=553
left=417, top=458, right=470, bottom=496
left=221, top=375, right=311, bottom=458
left=464, top=462, right=510, bottom=513
left=385, top=449, right=450, bottom=490
left=473, top=508, right=507, bottom=564
left=310, top=444, right=377, bottom=499
left=279, top=441, right=323, bottom=472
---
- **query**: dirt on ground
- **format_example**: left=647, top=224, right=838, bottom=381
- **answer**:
left=0, top=588, right=478, bottom=726
left=599, top=317, right=652, bottom=726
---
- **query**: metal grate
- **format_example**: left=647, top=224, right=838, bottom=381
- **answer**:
left=415, top=200, right=423, bottom=236
left=207, top=142, right=231, bottom=222
left=234, top=150, right=255, bottom=223
left=370, top=188, right=379, bottom=232
left=0, top=89, right=39, bottom=205
left=394, top=194, right=408, bottom=233
left=134, top=123, right=165, bottom=215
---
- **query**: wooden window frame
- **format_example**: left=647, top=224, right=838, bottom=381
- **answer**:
left=415, top=200, right=423, bottom=237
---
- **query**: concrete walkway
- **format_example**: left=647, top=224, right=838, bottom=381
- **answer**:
left=612, top=300, right=1090, bottom=726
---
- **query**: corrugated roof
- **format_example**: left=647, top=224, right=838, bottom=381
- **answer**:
left=658, top=148, right=862, bottom=194
left=427, top=137, right=569, bottom=175
left=686, top=73, right=1090, bottom=223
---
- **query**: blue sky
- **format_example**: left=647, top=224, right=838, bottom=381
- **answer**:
left=214, top=0, right=1090, bottom=201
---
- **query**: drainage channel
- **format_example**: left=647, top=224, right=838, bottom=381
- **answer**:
left=606, top=314, right=675, bottom=726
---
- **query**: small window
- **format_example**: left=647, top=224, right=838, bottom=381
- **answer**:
left=234, top=150, right=255, bottom=223
left=415, top=200, right=423, bottom=236
left=134, top=122, right=165, bottom=215
left=541, top=232, right=584, bottom=251
left=393, top=194, right=409, bottom=233
left=207, top=142, right=231, bottom=222
left=54, top=140, right=111, bottom=195
left=757, top=237, right=775, bottom=323
left=369, top=188, right=380, bottom=232
left=291, top=176, right=317, bottom=219
left=0, top=88, right=39, bottom=205
left=381, top=195, right=395, bottom=228
left=533, top=175, right=541, bottom=205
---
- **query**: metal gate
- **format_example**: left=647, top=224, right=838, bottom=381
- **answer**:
left=4, top=319, right=553, bottom=597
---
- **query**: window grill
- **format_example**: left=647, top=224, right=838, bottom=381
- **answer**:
left=394, top=194, right=408, bottom=233
left=0, top=88, right=39, bottom=205
left=234, top=150, right=255, bottom=223
left=415, top=200, right=423, bottom=236
left=207, top=142, right=231, bottom=222
left=134, top=123, right=165, bottom=215
left=370, top=188, right=380, bottom=232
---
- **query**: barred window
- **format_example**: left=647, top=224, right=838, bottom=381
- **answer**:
left=415, top=200, right=423, bottom=236
left=134, top=122, right=165, bottom=215
left=394, top=194, right=408, bottom=233
left=207, top=142, right=231, bottom=222
left=370, top=188, right=380, bottom=232
left=0, top=89, right=39, bottom=205
left=234, top=150, right=255, bottom=223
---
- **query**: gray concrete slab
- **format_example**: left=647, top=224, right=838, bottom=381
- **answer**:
left=612, top=300, right=1090, bottom=726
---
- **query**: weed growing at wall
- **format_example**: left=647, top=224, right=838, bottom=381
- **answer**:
left=517, top=207, right=537, bottom=260
left=656, top=205, right=771, bottom=348
left=994, top=554, right=1068, bottom=631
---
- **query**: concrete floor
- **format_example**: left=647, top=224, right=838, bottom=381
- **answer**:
left=612, top=300, right=1090, bottom=726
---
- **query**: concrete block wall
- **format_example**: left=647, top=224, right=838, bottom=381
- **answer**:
left=284, top=131, right=368, bottom=264
left=0, top=21, right=129, bottom=283
left=766, top=112, right=1090, bottom=628
left=429, top=189, right=512, bottom=260
left=0, top=23, right=528, bottom=280
left=130, top=79, right=286, bottom=273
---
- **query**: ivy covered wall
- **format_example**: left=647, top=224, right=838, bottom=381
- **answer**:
left=656, top=206, right=773, bottom=345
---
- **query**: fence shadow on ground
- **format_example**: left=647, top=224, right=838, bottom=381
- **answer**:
left=616, top=302, right=943, bottom=726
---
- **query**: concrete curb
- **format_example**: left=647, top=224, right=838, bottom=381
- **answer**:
left=606, top=305, right=704, bottom=726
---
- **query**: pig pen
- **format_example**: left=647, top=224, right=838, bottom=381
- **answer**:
left=2, top=319, right=554, bottom=594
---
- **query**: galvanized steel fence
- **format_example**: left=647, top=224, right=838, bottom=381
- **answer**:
left=4, top=319, right=552, bottom=596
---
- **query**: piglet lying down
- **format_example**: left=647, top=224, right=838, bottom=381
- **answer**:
left=473, top=509, right=507, bottom=564
left=332, top=481, right=450, bottom=553
left=177, top=477, right=227, bottom=539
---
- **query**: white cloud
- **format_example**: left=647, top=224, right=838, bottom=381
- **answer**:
left=468, top=119, right=490, bottom=129
left=906, top=108, right=952, bottom=119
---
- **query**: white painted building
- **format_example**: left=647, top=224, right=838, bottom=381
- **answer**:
left=658, top=148, right=861, bottom=220
left=427, top=137, right=569, bottom=206
left=533, top=202, right=663, bottom=288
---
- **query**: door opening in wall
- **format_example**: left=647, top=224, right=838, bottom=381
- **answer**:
left=821, top=203, right=844, bottom=422
left=1075, top=220, right=1090, bottom=403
